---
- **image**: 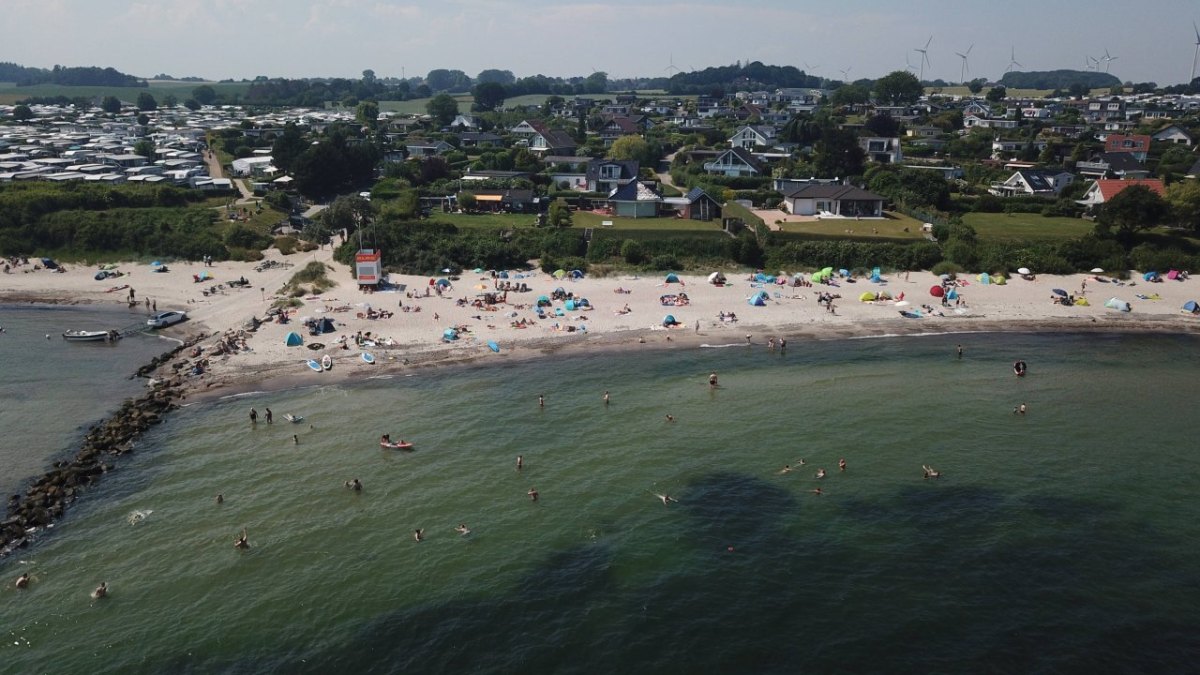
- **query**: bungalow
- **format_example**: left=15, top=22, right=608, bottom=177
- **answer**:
left=1151, top=125, right=1194, bottom=146
left=859, top=137, right=903, bottom=164
left=662, top=187, right=723, bottom=221
left=991, top=138, right=1048, bottom=159
left=781, top=184, right=885, bottom=218
left=607, top=180, right=662, bottom=218
left=405, top=140, right=454, bottom=157
left=457, top=131, right=503, bottom=148
left=702, top=147, right=765, bottom=177
left=729, top=125, right=777, bottom=149
left=989, top=169, right=1075, bottom=197
left=1077, top=178, right=1166, bottom=208
left=964, top=115, right=1019, bottom=130
left=1104, top=133, right=1151, bottom=160
left=1075, top=152, right=1150, bottom=180
left=586, top=159, right=639, bottom=194
left=469, top=189, right=538, bottom=213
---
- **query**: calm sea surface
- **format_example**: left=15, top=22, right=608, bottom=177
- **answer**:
left=2, top=317, right=1199, bottom=674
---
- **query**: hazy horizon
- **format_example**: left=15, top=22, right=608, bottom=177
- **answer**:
left=3, top=0, right=1197, bottom=86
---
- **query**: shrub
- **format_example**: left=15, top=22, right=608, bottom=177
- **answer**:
left=650, top=254, right=680, bottom=270
left=931, top=261, right=963, bottom=276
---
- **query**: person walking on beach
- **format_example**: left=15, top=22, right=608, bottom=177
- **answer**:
left=249, top=408, right=258, bottom=424
left=745, top=333, right=752, bottom=344
left=128, top=287, right=135, bottom=302
left=265, top=408, right=273, bottom=425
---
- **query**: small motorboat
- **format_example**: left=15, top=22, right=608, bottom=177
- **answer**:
left=322, top=355, right=333, bottom=371
left=284, top=414, right=304, bottom=423
left=361, top=352, right=375, bottom=364
left=306, top=359, right=322, bottom=372
left=63, top=329, right=120, bottom=342
left=380, top=440, right=414, bottom=450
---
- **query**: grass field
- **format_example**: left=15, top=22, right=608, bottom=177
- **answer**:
left=776, top=212, right=926, bottom=240
left=962, top=212, right=1093, bottom=242
left=434, top=210, right=726, bottom=232
left=0, top=81, right=252, bottom=105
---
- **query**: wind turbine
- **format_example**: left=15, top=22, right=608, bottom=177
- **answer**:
left=1192, top=21, right=1200, bottom=83
left=1085, top=55, right=1099, bottom=72
left=1102, top=48, right=1118, bottom=74
left=838, top=66, right=852, bottom=82
left=665, top=54, right=681, bottom=76
left=913, top=35, right=933, bottom=81
left=1006, top=46, right=1023, bottom=74
left=955, top=43, right=973, bottom=84
left=904, top=52, right=919, bottom=75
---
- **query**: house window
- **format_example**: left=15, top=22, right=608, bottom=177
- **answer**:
left=600, top=165, right=619, bottom=179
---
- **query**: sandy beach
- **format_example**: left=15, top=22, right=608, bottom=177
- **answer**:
left=5, top=250, right=1200, bottom=397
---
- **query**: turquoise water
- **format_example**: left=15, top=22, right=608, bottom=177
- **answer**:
left=3, top=331, right=1200, bottom=673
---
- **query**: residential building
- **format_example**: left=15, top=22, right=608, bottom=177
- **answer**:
left=607, top=181, right=662, bottom=218
left=1103, top=134, right=1151, bottom=160
left=729, top=125, right=777, bottom=149
left=1076, top=178, right=1166, bottom=208
left=781, top=184, right=885, bottom=217
left=702, top=147, right=765, bottom=177
left=859, top=137, right=903, bottom=164
left=1151, top=125, right=1194, bottom=146
left=585, top=159, right=639, bottom=194
left=989, top=169, right=1075, bottom=197
left=661, top=187, right=722, bottom=221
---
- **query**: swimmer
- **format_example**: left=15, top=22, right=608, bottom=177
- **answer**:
left=413, top=528, right=424, bottom=542
left=527, top=487, right=539, bottom=502
left=234, top=529, right=250, bottom=549
left=215, top=493, right=224, bottom=504
left=15, top=572, right=30, bottom=589
left=922, top=465, right=941, bottom=479
left=292, top=434, right=299, bottom=444
left=538, top=394, right=544, bottom=408
left=516, top=455, right=523, bottom=471
left=810, top=487, right=823, bottom=496
left=838, top=458, right=847, bottom=472
left=815, top=468, right=827, bottom=479
left=778, top=465, right=793, bottom=474
left=665, top=414, right=675, bottom=423
left=345, top=478, right=362, bottom=492
left=92, top=582, right=108, bottom=599
left=603, top=390, right=610, bottom=405
left=455, top=523, right=471, bottom=536
left=654, top=493, right=678, bottom=507
left=1019, top=403, right=1027, bottom=415
left=709, top=372, right=719, bottom=387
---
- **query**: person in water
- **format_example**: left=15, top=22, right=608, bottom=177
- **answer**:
left=413, top=529, right=424, bottom=542
left=234, top=529, right=250, bottom=549
left=665, top=414, right=675, bottom=423
left=778, top=465, right=793, bottom=474
left=527, top=487, right=539, bottom=502
left=92, top=582, right=108, bottom=599
left=265, top=408, right=273, bottom=425
left=345, top=478, right=363, bottom=492
left=709, top=372, right=719, bottom=387
left=603, top=391, right=610, bottom=405
left=654, top=493, right=678, bottom=506
left=923, top=465, right=941, bottom=479
left=15, top=572, right=30, bottom=589
left=838, top=458, right=847, bottom=472
left=249, top=408, right=258, bottom=424
left=516, top=455, right=523, bottom=471
left=815, top=468, right=827, bottom=479
left=538, top=394, right=544, bottom=408
left=215, top=493, right=224, bottom=504
left=381, top=434, right=391, bottom=444
left=455, top=523, right=471, bottom=536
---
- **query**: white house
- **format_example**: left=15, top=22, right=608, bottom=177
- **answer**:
left=989, top=169, right=1074, bottom=197
left=1152, top=125, right=1194, bottom=146
left=859, top=137, right=903, bottom=164
left=728, top=125, right=777, bottom=149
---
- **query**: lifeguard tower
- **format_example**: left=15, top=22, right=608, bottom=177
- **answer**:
left=355, top=249, right=382, bottom=290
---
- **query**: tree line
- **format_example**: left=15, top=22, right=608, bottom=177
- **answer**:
left=0, top=62, right=146, bottom=87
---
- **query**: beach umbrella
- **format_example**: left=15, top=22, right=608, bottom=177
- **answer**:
left=442, top=268, right=452, bottom=273
left=930, top=285, right=945, bottom=298
left=1017, top=267, right=1031, bottom=276
left=1052, top=288, right=1068, bottom=297
left=1091, top=268, right=1104, bottom=274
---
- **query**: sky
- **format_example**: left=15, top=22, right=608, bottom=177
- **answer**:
left=4, top=0, right=1198, bottom=86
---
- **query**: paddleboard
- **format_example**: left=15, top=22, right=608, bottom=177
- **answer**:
left=487, top=340, right=500, bottom=353
left=306, top=359, right=322, bottom=372
left=361, top=352, right=375, bottom=364
left=284, top=414, right=304, bottom=423
left=322, top=355, right=332, bottom=371
left=380, top=441, right=414, bottom=450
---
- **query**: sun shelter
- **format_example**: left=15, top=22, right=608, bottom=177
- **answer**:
left=553, top=269, right=566, bottom=279
left=747, top=291, right=769, bottom=306
left=664, top=273, right=681, bottom=284
left=708, top=272, right=726, bottom=285
left=946, top=288, right=958, bottom=300
left=1144, top=271, right=1160, bottom=282
left=536, top=295, right=551, bottom=307
left=1105, top=298, right=1131, bottom=312
left=1168, top=270, right=1180, bottom=280
left=442, top=328, right=459, bottom=341
left=569, top=269, right=584, bottom=279
left=662, top=314, right=680, bottom=326
left=1184, top=300, right=1200, bottom=314
left=285, top=331, right=303, bottom=346
left=436, top=278, right=452, bottom=287
left=754, top=272, right=775, bottom=283
left=859, top=291, right=877, bottom=302
left=1074, top=297, right=1090, bottom=306
left=869, top=267, right=882, bottom=283
left=977, top=272, right=991, bottom=285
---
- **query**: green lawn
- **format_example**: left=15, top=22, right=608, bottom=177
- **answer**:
left=435, top=210, right=725, bottom=231
left=0, top=80, right=251, bottom=105
left=962, top=212, right=1094, bottom=242
left=776, top=212, right=926, bottom=240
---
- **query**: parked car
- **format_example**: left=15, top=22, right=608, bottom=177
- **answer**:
left=147, top=310, right=187, bottom=328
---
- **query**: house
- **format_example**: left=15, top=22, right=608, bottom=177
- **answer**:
left=449, top=114, right=480, bottom=130
left=661, top=187, right=722, bottom=221
left=1186, top=156, right=1200, bottom=179
left=1075, top=152, right=1151, bottom=180
left=781, top=184, right=885, bottom=217
left=991, top=138, right=1048, bottom=159
left=964, top=115, right=1019, bottom=130
left=1152, top=125, right=1194, bottom=146
left=468, top=189, right=538, bottom=213
left=586, top=159, right=639, bottom=194
left=405, top=140, right=454, bottom=157
left=607, top=180, right=662, bottom=218
left=989, top=169, right=1075, bottom=197
left=597, top=116, right=645, bottom=145
left=525, top=121, right=576, bottom=155
left=1076, top=178, right=1166, bottom=208
left=859, top=137, right=903, bottom=164
left=962, top=101, right=991, bottom=117
left=1103, top=134, right=1151, bottom=160
left=729, top=125, right=777, bottom=149
left=457, top=131, right=503, bottom=148
left=907, top=126, right=943, bottom=139
left=1085, top=97, right=1125, bottom=123
left=702, top=147, right=765, bottom=177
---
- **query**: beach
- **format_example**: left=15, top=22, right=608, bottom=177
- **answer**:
left=4, top=251, right=1200, bottom=398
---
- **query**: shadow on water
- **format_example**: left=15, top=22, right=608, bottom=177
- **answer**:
left=157, top=472, right=1200, bottom=675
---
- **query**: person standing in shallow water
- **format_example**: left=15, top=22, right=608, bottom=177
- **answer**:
left=265, top=408, right=273, bottom=425
left=249, top=408, right=258, bottom=424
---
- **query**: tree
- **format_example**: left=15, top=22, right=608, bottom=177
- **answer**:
left=873, top=71, right=923, bottom=105
left=183, top=98, right=201, bottom=111
left=812, top=128, right=865, bottom=178
left=136, top=92, right=157, bottom=111
left=320, top=195, right=374, bottom=239
left=1096, top=185, right=1171, bottom=245
left=1166, top=180, right=1200, bottom=231
left=967, top=79, right=985, bottom=94
left=781, top=115, right=821, bottom=144
left=137, top=113, right=150, bottom=127
left=608, top=135, right=649, bottom=161
left=476, top=69, right=515, bottom=85
left=864, top=113, right=899, bottom=138
left=101, top=96, right=121, bottom=113
left=457, top=191, right=477, bottom=212
left=985, top=86, right=1007, bottom=103
left=829, top=84, right=870, bottom=108
left=472, top=81, right=507, bottom=112
left=426, top=93, right=459, bottom=126
left=355, top=100, right=379, bottom=128
left=133, top=139, right=155, bottom=159
left=161, top=93, right=178, bottom=107
left=12, top=104, right=32, bottom=121
left=583, top=71, right=608, bottom=94
left=192, top=85, right=217, bottom=105
left=547, top=198, right=573, bottom=228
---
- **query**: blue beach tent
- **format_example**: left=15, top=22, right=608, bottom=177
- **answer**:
left=664, top=273, right=681, bottom=283
left=1184, top=300, right=1199, bottom=314
left=284, top=331, right=303, bottom=347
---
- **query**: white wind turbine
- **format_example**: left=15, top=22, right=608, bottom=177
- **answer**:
left=839, top=66, right=852, bottom=82
left=1102, top=48, right=1118, bottom=74
left=1006, top=46, right=1023, bottom=74
left=1085, top=55, right=1099, bottom=72
left=956, top=43, right=973, bottom=84
left=904, top=52, right=918, bottom=75
left=1192, top=21, right=1200, bottom=83
left=913, top=35, right=933, bottom=81
left=665, top=54, right=681, bottom=76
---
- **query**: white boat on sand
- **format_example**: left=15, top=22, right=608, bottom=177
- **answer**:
left=63, top=329, right=120, bottom=342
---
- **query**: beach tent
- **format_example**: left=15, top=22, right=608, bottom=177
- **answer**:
left=930, top=285, right=945, bottom=298
left=662, top=314, right=679, bottom=326
left=552, top=269, right=566, bottom=279
left=708, top=272, right=726, bottom=285
left=569, top=269, right=584, bottom=279
left=977, top=273, right=991, bottom=285
left=859, top=292, right=877, bottom=302
left=1105, top=298, right=1132, bottom=312
left=664, top=273, right=681, bottom=283
left=878, top=291, right=893, bottom=300
left=442, top=328, right=459, bottom=341
left=993, top=275, right=1007, bottom=286
left=839, top=268, right=850, bottom=278
left=565, top=299, right=578, bottom=311
left=1168, top=270, right=1180, bottom=280
left=196, top=270, right=211, bottom=282
left=1144, top=271, right=1159, bottom=282
left=435, top=278, right=452, bottom=287
left=1075, top=297, right=1090, bottom=306
left=869, top=267, right=882, bottom=283
left=498, top=271, right=509, bottom=279
left=284, top=331, right=303, bottom=347
left=1184, top=300, right=1200, bottom=314
left=754, top=272, right=776, bottom=283
left=536, top=295, right=551, bottom=306
left=313, top=317, right=335, bottom=334
left=747, top=291, right=769, bottom=306
left=811, top=267, right=834, bottom=283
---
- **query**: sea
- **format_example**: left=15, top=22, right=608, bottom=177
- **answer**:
left=2, top=304, right=1199, bottom=674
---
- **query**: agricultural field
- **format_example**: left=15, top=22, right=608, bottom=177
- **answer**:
left=0, top=80, right=251, bottom=105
